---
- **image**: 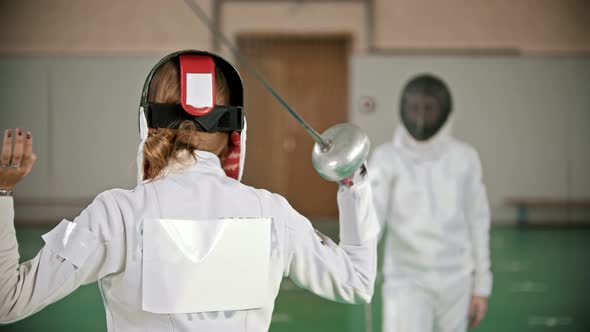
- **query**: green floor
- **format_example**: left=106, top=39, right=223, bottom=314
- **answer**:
left=1, top=225, right=589, bottom=332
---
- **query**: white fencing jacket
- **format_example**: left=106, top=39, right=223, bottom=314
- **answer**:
left=369, top=124, right=492, bottom=297
left=0, top=151, right=379, bottom=331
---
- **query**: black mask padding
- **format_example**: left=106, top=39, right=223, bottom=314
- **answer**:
left=148, top=103, right=244, bottom=132
left=400, top=74, right=452, bottom=141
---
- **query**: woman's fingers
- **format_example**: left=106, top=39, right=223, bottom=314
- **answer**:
left=0, top=129, right=36, bottom=190
left=11, top=128, right=25, bottom=167
left=0, top=128, right=36, bottom=170
left=21, top=131, right=36, bottom=174
left=1, top=129, right=12, bottom=167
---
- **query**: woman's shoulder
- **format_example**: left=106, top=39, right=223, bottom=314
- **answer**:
left=89, top=184, right=153, bottom=222
left=246, top=185, right=319, bottom=234
left=103, top=181, right=157, bottom=205
left=244, top=185, right=289, bottom=207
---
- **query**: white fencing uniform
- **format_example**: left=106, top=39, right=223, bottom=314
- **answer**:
left=370, top=123, right=492, bottom=332
left=0, top=150, right=379, bottom=331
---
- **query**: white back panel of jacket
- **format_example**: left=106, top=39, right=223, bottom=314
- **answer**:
left=142, top=217, right=271, bottom=314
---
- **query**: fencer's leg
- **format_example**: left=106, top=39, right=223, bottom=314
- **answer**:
left=364, top=303, right=373, bottom=332
left=433, top=277, right=472, bottom=332
left=382, top=286, right=435, bottom=332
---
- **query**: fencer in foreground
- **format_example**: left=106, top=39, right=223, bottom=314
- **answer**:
left=0, top=50, right=379, bottom=331
left=370, top=74, right=492, bottom=332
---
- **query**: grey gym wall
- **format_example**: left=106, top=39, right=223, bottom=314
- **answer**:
left=0, top=57, right=161, bottom=222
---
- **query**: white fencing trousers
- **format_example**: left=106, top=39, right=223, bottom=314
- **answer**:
left=382, top=277, right=472, bottom=332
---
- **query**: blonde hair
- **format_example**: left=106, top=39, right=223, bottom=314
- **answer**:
left=143, top=59, right=230, bottom=180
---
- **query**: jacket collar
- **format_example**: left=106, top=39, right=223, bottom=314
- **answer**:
left=393, top=118, right=453, bottom=161
left=161, top=150, right=225, bottom=178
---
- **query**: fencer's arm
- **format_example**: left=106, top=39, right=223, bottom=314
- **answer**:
left=282, top=169, right=379, bottom=304
left=466, top=151, right=493, bottom=297
left=368, top=146, right=394, bottom=240
left=0, top=192, right=124, bottom=324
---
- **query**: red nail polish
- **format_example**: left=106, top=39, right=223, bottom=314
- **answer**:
left=26, top=132, right=31, bottom=139
left=6, top=129, right=11, bottom=138
left=17, top=128, right=22, bottom=136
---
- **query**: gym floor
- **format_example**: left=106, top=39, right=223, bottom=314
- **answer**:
left=1, top=224, right=589, bottom=332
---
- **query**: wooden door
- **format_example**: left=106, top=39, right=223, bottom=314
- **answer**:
left=238, top=36, right=350, bottom=218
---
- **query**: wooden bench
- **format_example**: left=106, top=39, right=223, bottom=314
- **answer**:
left=506, top=198, right=590, bottom=225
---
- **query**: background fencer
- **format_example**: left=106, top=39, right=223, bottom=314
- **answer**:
left=0, top=50, right=379, bottom=331
left=369, top=74, right=492, bottom=332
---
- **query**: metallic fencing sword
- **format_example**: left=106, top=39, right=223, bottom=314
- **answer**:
left=183, top=0, right=370, bottom=181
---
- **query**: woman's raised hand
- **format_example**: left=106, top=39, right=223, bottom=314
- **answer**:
left=0, top=129, right=36, bottom=191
